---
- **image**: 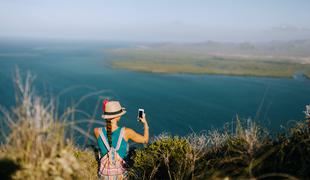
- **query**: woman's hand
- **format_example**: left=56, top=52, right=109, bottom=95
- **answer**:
left=138, top=113, right=148, bottom=125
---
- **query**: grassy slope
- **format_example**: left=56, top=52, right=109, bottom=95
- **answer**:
left=127, top=122, right=310, bottom=179
left=108, top=48, right=310, bottom=78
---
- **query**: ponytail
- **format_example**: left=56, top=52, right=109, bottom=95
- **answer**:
left=106, top=119, right=112, bottom=147
left=103, top=99, right=112, bottom=146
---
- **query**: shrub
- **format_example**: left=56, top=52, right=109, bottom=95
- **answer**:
left=253, top=122, right=310, bottom=179
left=128, top=117, right=309, bottom=179
left=128, top=134, right=192, bottom=180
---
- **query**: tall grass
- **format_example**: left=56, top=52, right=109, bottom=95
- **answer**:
left=0, top=69, right=98, bottom=180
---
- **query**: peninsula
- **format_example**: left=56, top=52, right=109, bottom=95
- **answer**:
left=108, top=40, right=310, bottom=78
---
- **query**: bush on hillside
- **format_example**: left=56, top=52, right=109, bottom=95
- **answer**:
left=128, top=134, right=192, bottom=180
left=252, top=122, right=310, bottom=179
left=128, top=118, right=309, bottom=180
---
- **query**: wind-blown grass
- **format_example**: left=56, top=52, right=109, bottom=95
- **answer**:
left=0, top=69, right=98, bottom=180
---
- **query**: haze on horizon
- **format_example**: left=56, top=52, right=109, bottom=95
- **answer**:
left=0, top=0, right=310, bottom=42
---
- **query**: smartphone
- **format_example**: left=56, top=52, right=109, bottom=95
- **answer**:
left=138, top=109, right=144, bottom=119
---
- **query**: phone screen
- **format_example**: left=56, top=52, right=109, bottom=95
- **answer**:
left=138, top=109, right=144, bottom=118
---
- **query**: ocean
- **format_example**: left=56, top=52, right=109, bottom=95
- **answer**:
left=1, top=39, right=310, bottom=142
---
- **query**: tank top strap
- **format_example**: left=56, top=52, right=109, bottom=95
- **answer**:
left=115, top=127, right=125, bottom=151
left=98, top=128, right=110, bottom=151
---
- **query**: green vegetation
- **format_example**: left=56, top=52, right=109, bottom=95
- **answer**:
left=305, top=71, right=310, bottom=78
left=128, top=135, right=192, bottom=179
left=1, top=71, right=309, bottom=179
left=108, top=46, right=310, bottom=78
left=127, top=120, right=310, bottom=179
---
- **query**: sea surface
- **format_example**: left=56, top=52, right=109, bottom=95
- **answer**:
left=1, top=39, right=310, bottom=142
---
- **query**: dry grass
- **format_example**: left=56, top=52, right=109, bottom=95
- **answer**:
left=0, top=69, right=98, bottom=180
left=73, top=148, right=98, bottom=179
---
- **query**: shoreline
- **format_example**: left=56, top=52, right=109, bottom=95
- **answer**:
left=105, top=42, right=310, bottom=80
left=110, top=61, right=310, bottom=80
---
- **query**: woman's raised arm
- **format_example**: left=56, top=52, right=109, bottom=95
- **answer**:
left=124, top=114, right=149, bottom=143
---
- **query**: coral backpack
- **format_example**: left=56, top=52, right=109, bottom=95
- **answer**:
left=98, top=127, right=126, bottom=179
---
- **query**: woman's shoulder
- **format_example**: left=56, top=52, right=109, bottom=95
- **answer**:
left=93, top=127, right=105, bottom=138
left=123, top=127, right=138, bottom=141
left=123, top=127, right=133, bottom=133
left=94, top=127, right=99, bottom=138
left=123, top=127, right=132, bottom=141
left=93, top=127, right=103, bottom=132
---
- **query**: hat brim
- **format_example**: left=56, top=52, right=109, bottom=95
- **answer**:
left=103, top=108, right=126, bottom=119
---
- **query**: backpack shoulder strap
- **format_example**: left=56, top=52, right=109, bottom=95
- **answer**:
left=115, top=127, right=125, bottom=151
left=99, top=128, right=111, bottom=151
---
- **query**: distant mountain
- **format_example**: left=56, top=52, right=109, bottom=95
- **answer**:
left=137, top=39, right=310, bottom=62
left=132, top=39, right=310, bottom=64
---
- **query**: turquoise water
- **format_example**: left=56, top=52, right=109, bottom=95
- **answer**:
left=1, top=40, right=310, bottom=140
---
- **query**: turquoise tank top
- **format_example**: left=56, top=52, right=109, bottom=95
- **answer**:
left=97, top=127, right=128, bottom=159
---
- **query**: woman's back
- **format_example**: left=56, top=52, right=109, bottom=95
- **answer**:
left=97, top=127, right=128, bottom=159
left=94, top=100, right=149, bottom=179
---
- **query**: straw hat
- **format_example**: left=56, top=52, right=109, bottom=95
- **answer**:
left=102, top=100, right=126, bottom=119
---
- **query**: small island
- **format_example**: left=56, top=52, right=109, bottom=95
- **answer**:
left=108, top=41, right=310, bottom=78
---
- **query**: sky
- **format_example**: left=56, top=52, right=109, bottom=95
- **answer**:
left=0, top=0, right=310, bottom=42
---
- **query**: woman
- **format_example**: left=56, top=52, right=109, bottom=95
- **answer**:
left=94, top=100, right=149, bottom=179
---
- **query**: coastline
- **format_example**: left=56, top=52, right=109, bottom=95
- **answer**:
left=110, top=60, right=310, bottom=79
left=105, top=43, right=310, bottom=79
